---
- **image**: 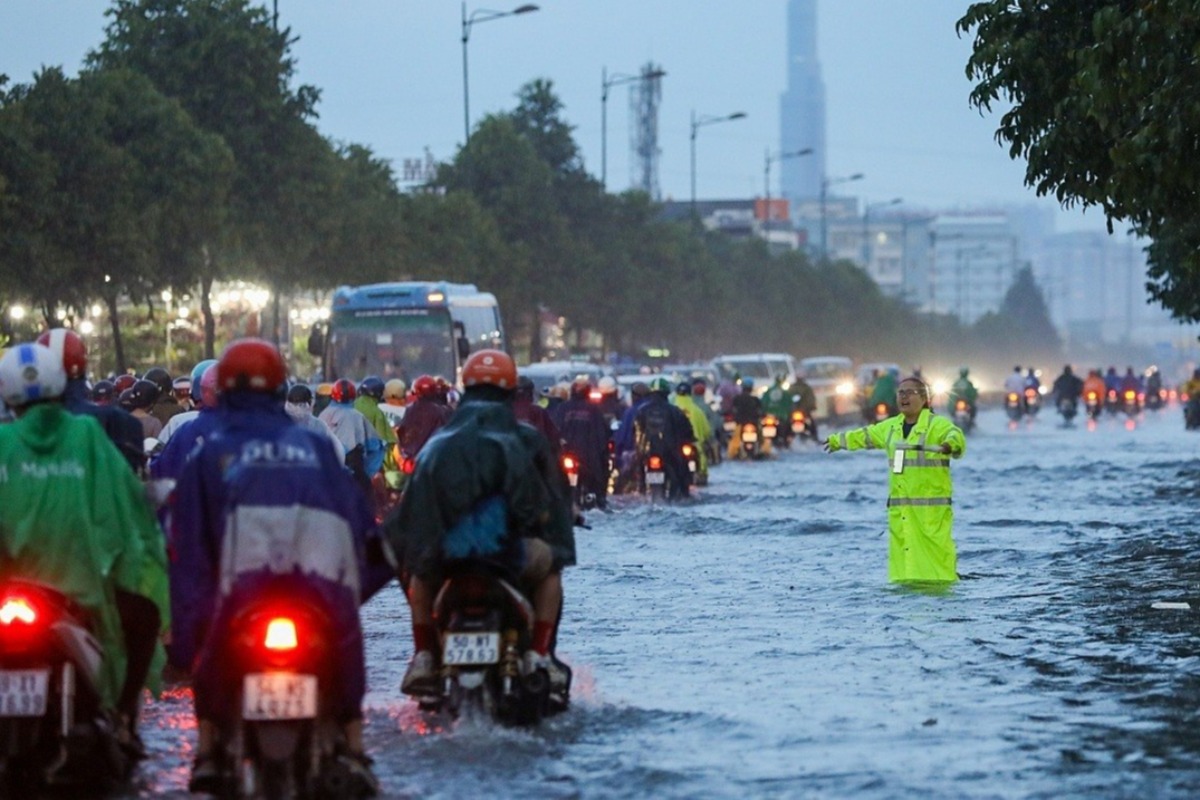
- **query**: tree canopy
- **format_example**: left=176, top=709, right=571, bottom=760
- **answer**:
left=959, top=1, right=1200, bottom=322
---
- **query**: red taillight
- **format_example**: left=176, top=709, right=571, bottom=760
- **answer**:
left=588, top=390, right=603, bottom=403
left=875, top=403, right=887, bottom=414
left=1125, top=390, right=1136, bottom=401
left=264, top=617, right=298, bottom=651
left=402, top=457, right=416, bottom=475
left=648, top=455, right=663, bottom=470
left=791, top=411, right=804, bottom=421
left=562, top=455, right=577, bottom=472
left=0, top=597, right=36, bottom=626
left=1087, top=391, right=1097, bottom=401
left=956, top=400, right=967, bottom=411
left=681, top=443, right=694, bottom=457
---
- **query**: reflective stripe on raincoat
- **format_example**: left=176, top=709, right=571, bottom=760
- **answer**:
left=829, top=408, right=965, bottom=582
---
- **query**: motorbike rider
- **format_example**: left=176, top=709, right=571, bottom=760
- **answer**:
left=513, top=375, right=561, bottom=457
left=92, top=379, right=117, bottom=407
left=124, top=379, right=164, bottom=441
left=1121, top=366, right=1144, bottom=395
left=948, top=367, right=979, bottom=422
left=1051, top=365, right=1084, bottom=410
left=790, top=373, right=819, bottom=438
left=635, top=377, right=696, bottom=497
left=172, top=375, right=194, bottom=411
left=595, top=375, right=626, bottom=427
left=0, top=343, right=169, bottom=752
left=1003, top=365, right=1026, bottom=396
left=729, top=378, right=765, bottom=458
left=1145, top=367, right=1164, bottom=406
left=382, top=378, right=407, bottom=407
left=36, top=328, right=143, bottom=471
left=170, top=339, right=378, bottom=794
left=396, top=374, right=451, bottom=461
left=144, top=366, right=186, bottom=427
left=824, top=376, right=966, bottom=583
left=613, top=381, right=652, bottom=491
left=319, top=378, right=383, bottom=497
left=286, top=383, right=346, bottom=463
left=355, top=375, right=401, bottom=492
left=762, top=376, right=795, bottom=441
left=551, top=376, right=611, bottom=510
left=383, top=350, right=575, bottom=696
left=867, top=367, right=899, bottom=419
left=158, top=359, right=217, bottom=445
left=1083, top=369, right=1107, bottom=404
left=672, top=381, right=713, bottom=486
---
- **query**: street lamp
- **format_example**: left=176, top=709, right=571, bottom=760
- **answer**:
left=461, top=3, right=539, bottom=145
left=763, top=147, right=812, bottom=227
left=819, top=172, right=864, bottom=262
left=861, top=197, right=903, bottom=270
left=689, top=110, right=747, bottom=214
left=602, top=66, right=666, bottom=191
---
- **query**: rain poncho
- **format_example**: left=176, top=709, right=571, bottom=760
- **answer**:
left=0, top=404, right=170, bottom=707
left=828, top=408, right=966, bottom=582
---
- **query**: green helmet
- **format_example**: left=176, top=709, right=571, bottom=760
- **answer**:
left=649, top=377, right=672, bottom=394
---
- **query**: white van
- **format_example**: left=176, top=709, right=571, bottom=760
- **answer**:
left=710, top=353, right=798, bottom=395
left=797, top=356, right=856, bottom=421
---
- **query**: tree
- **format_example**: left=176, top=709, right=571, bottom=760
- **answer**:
left=972, top=266, right=1061, bottom=366
left=958, top=2, right=1200, bottom=322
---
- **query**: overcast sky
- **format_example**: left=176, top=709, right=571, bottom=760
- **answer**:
left=1, top=1, right=1110, bottom=233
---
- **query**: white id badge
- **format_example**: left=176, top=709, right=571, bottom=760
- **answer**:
left=892, top=449, right=905, bottom=473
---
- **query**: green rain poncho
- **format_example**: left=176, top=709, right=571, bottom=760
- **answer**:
left=828, top=408, right=966, bottom=583
left=0, top=404, right=170, bottom=707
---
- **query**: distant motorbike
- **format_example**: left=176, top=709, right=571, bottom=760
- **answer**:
left=952, top=399, right=974, bottom=432
left=1057, top=395, right=1079, bottom=424
left=1005, top=391, right=1023, bottom=421
left=789, top=409, right=816, bottom=443
left=1023, top=387, right=1041, bottom=417
left=735, top=422, right=761, bottom=460
left=760, top=414, right=783, bottom=451
left=872, top=402, right=892, bottom=423
left=1145, top=387, right=1166, bottom=411
left=204, top=581, right=371, bottom=798
left=681, top=442, right=699, bottom=486
left=1121, top=388, right=1141, bottom=416
left=561, top=452, right=598, bottom=510
left=429, top=562, right=569, bottom=725
left=1084, top=390, right=1103, bottom=420
left=1105, top=388, right=1120, bottom=415
left=0, top=581, right=130, bottom=795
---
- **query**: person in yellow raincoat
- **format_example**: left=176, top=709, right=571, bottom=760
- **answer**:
left=671, top=381, right=712, bottom=484
left=824, top=376, right=966, bottom=582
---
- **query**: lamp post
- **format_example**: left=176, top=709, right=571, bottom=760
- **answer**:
left=819, top=172, right=864, bottom=262
left=689, top=110, right=747, bottom=215
left=461, top=3, right=539, bottom=145
left=861, top=197, right=902, bottom=271
left=763, top=147, right=812, bottom=228
left=602, top=66, right=666, bottom=191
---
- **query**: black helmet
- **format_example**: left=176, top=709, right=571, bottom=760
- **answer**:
left=358, top=375, right=384, bottom=400
left=92, top=379, right=116, bottom=403
left=675, top=381, right=690, bottom=396
left=143, top=366, right=172, bottom=398
left=516, top=375, right=535, bottom=398
left=128, top=379, right=160, bottom=410
left=287, top=383, right=314, bottom=404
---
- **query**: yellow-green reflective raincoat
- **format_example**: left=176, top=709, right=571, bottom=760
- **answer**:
left=671, top=394, right=711, bottom=475
left=828, top=408, right=965, bottom=582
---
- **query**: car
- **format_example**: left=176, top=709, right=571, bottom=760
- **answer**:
left=710, top=353, right=798, bottom=396
left=797, top=356, right=857, bottom=421
left=519, top=360, right=608, bottom=397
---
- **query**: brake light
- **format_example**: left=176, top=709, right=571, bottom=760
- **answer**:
left=588, top=390, right=603, bottom=403
left=1007, top=393, right=1019, bottom=402
left=681, top=443, right=694, bottom=457
left=1087, top=391, right=1097, bottom=401
left=402, top=457, right=416, bottom=475
left=956, top=400, right=967, bottom=411
left=1125, top=390, right=1136, bottom=401
left=0, top=597, right=36, bottom=626
left=648, top=455, right=663, bottom=470
left=264, top=618, right=298, bottom=651
left=875, top=403, right=887, bottom=414
left=791, top=411, right=804, bottom=421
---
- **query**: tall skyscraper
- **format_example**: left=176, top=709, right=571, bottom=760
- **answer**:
left=779, top=0, right=826, bottom=202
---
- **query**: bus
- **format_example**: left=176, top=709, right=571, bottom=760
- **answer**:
left=308, top=281, right=505, bottom=383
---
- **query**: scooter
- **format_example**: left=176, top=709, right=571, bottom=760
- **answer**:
left=952, top=398, right=974, bottom=432
left=1005, top=391, right=1023, bottom=421
left=1084, top=390, right=1102, bottom=420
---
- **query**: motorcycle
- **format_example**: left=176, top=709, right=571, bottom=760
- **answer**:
left=204, top=582, right=371, bottom=798
left=681, top=442, right=699, bottom=487
left=1105, top=388, right=1120, bottom=415
left=1084, top=390, right=1103, bottom=420
left=642, top=453, right=669, bottom=501
left=789, top=409, right=815, bottom=443
left=1121, top=388, right=1141, bottom=416
left=429, top=562, right=570, bottom=725
left=759, top=414, right=780, bottom=453
left=1145, top=387, right=1166, bottom=411
left=952, top=399, right=974, bottom=432
left=1057, top=395, right=1079, bottom=424
left=560, top=452, right=598, bottom=510
left=872, top=402, right=893, bottom=423
left=1005, top=391, right=1023, bottom=421
left=736, top=422, right=760, bottom=460
left=0, top=581, right=130, bottom=795
left=1023, top=387, right=1041, bottom=417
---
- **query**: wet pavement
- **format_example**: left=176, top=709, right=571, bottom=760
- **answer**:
left=126, top=404, right=1200, bottom=798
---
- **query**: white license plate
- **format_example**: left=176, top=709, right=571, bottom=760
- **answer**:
left=646, top=471, right=666, bottom=485
left=687, top=461, right=697, bottom=472
left=243, top=672, right=317, bottom=721
left=742, top=431, right=758, bottom=442
left=723, top=422, right=736, bottom=433
left=443, top=632, right=500, bottom=665
left=567, top=473, right=578, bottom=487
left=762, top=425, right=777, bottom=437
left=791, top=423, right=804, bottom=434
left=0, top=669, right=49, bottom=717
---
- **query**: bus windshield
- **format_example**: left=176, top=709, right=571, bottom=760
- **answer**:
left=328, top=309, right=455, bottom=382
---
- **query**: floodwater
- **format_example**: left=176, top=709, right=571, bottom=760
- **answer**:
left=127, top=404, right=1200, bottom=799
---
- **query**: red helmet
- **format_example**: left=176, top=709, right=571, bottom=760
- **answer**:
left=217, top=338, right=286, bottom=393
left=461, top=349, right=517, bottom=390
left=412, top=375, right=438, bottom=398
left=37, top=328, right=88, bottom=381
left=331, top=378, right=356, bottom=403
left=113, top=373, right=137, bottom=393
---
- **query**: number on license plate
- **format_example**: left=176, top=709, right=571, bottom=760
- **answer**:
left=443, top=632, right=500, bottom=665
left=243, top=673, right=318, bottom=721
left=646, top=471, right=666, bottom=485
left=0, top=669, right=49, bottom=717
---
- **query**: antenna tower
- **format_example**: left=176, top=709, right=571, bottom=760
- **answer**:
left=629, top=62, right=664, bottom=199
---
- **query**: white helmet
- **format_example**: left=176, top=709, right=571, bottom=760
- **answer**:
left=0, top=343, right=67, bottom=408
left=598, top=376, right=617, bottom=394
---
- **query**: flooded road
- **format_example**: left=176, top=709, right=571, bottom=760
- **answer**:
left=129, top=404, right=1200, bottom=798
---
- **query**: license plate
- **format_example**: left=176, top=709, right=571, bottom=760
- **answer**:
left=723, top=421, right=736, bottom=433
left=443, top=632, right=500, bottom=665
left=646, top=471, right=666, bottom=485
left=742, top=431, right=758, bottom=442
left=687, top=461, right=697, bottom=472
left=243, top=673, right=318, bottom=721
left=567, top=473, right=578, bottom=487
left=791, top=423, right=804, bottom=434
left=762, top=425, right=777, bottom=437
left=0, top=669, right=49, bottom=717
